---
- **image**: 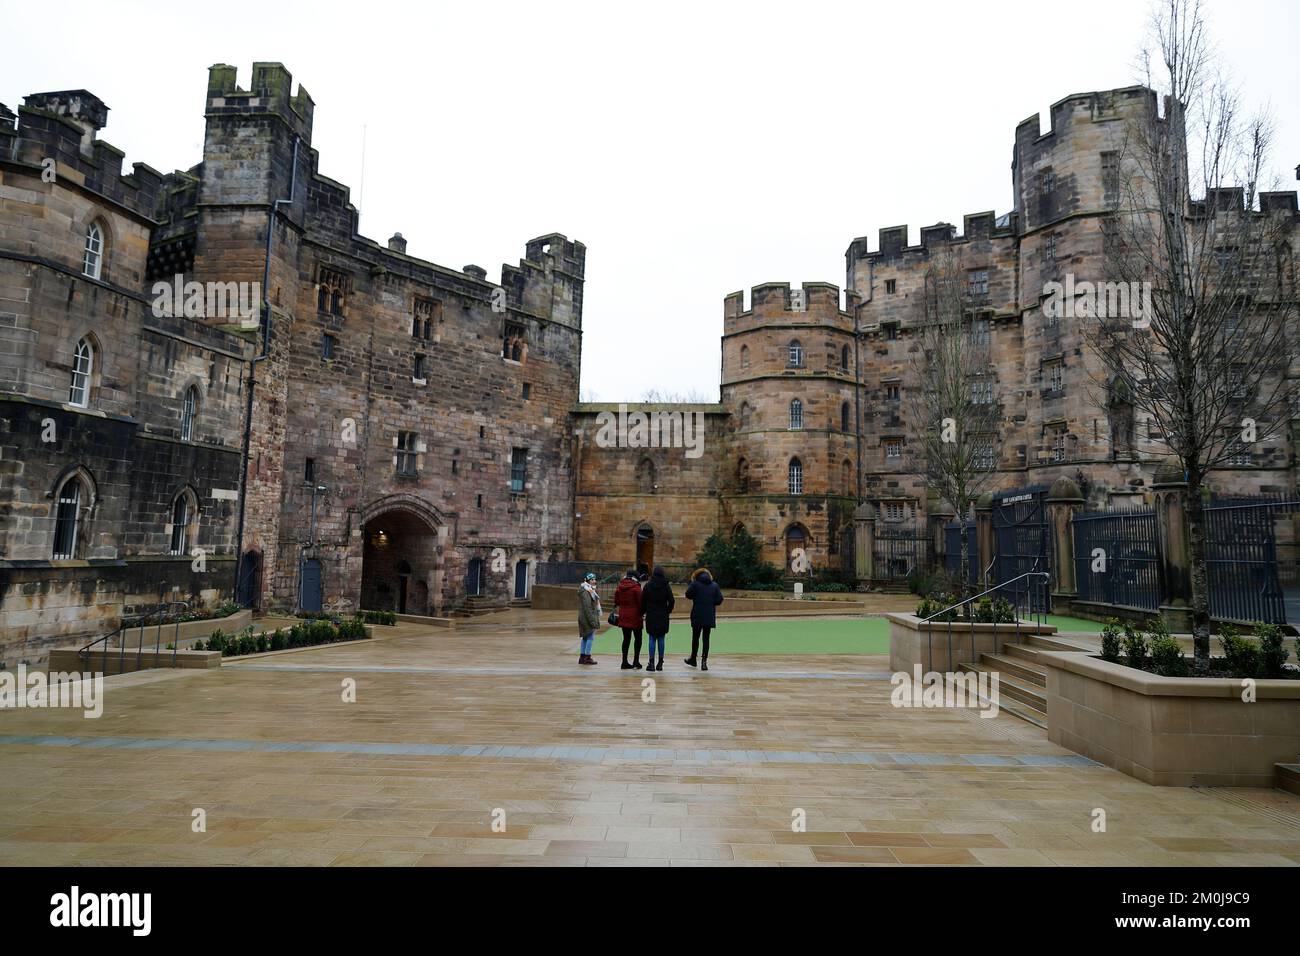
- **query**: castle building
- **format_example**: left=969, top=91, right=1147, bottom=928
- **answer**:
left=1, top=70, right=1295, bottom=666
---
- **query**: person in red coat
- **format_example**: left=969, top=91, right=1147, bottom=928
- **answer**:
left=613, top=570, right=645, bottom=669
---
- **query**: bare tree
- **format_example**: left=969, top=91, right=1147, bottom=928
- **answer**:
left=905, top=245, right=1002, bottom=606
left=640, top=387, right=714, bottom=404
left=1087, top=0, right=1297, bottom=669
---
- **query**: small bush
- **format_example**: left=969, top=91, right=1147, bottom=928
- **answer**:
left=192, top=639, right=204, bottom=651
left=1219, top=625, right=1259, bottom=679
left=207, top=630, right=227, bottom=654
left=916, top=594, right=957, bottom=621
left=1256, top=623, right=1289, bottom=678
left=745, top=582, right=785, bottom=592
left=1150, top=633, right=1187, bottom=677
left=1100, top=619, right=1122, bottom=663
left=907, top=570, right=935, bottom=596
left=810, top=581, right=849, bottom=593
left=1121, top=624, right=1149, bottom=669
left=269, top=629, right=286, bottom=652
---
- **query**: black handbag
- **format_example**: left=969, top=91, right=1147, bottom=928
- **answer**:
left=607, top=609, right=620, bottom=626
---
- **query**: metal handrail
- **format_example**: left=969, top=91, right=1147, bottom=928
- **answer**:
left=918, top=571, right=1051, bottom=673
left=77, top=601, right=190, bottom=673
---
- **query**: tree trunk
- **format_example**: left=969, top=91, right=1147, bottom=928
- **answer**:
left=959, top=523, right=972, bottom=620
left=1184, top=475, right=1212, bottom=674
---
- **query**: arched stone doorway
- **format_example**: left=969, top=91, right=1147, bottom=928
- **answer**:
left=360, top=495, right=444, bottom=616
left=635, top=523, right=655, bottom=571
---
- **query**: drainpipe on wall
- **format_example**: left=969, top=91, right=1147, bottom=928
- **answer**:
left=234, top=135, right=300, bottom=606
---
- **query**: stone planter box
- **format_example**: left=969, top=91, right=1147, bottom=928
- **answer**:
left=1038, top=650, right=1300, bottom=787
left=121, top=608, right=252, bottom=647
left=887, top=613, right=1058, bottom=674
left=47, top=647, right=222, bottom=674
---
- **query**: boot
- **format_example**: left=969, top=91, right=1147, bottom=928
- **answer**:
left=621, top=659, right=633, bottom=669
left=684, top=657, right=697, bottom=668
left=701, top=659, right=708, bottom=671
left=632, top=659, right=643, bottom=670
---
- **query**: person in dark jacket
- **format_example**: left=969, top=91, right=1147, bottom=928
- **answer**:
left=684, top=568, right=724, bottom=671
left=613, top=570, right=644, bottom=670
left=638, top=566, right=674, bottom=672
left=577, top=572, right=602, bottom=665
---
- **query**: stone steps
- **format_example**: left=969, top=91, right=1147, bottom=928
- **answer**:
left=1276, top=763, right=1300, bottom=797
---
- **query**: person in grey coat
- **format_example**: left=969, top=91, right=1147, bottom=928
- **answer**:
left=577, top=572, right=602, bottom=665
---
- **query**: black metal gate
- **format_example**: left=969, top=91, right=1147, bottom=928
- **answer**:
left=1205, top=498, right=1300, bottom=624
left=992, top=487, right=1050, bottom=612
left=1072, top=508, right=1160, bottom=611
left=873, top=527, right=926, bottom=582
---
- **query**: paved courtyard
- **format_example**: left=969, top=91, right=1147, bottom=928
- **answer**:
left=1, top=614, right=1297, bottom=867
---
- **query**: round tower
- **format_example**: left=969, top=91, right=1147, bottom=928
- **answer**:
left=719, top=282, right=861, bottom=576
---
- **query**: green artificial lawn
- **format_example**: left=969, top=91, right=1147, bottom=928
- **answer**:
left=585, top=613, right=1105, bottom=655
left=591, top=618, right=891, bottom=655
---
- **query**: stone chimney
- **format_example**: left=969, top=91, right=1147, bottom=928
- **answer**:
left=388, top=232, right=407, bottom=253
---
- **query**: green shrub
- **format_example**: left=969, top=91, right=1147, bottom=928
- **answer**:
left=745, top=581, right=785, bottom=592
left=192, top=639, right=204, bottom=651
left=1150, top=633, right=1187, bottom=677
left=907, top=570, right=935, bottom=597
left=1219, top=625, right=1259, bottom=678
left=694, top=527, right=782, bottom=589
left=207, top=630, right=227, bottom=654
left=1255, top=623, right=1289, bottom=678
left=255, top=634, right=268, bottom=654
left=270, top=629, right=286, bottom=652
left=991, top=598, right=1015, bottom=623
left=809, top=582, right=849, bottom=593
left=916, top=594, right=957, bottom=621
left=1121, top=624, right=1148, bottom=669
left=972, top=598, right=994, bottom=623
left=1100, top=619, right=1123, bottom=663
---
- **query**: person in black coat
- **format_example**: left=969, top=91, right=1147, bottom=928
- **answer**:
left=684, top=569, right=724, bottom=671
left=638, top=566, right=675, bottom=672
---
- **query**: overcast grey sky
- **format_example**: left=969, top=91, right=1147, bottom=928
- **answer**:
left=5, top=0, right=1297, bottom=401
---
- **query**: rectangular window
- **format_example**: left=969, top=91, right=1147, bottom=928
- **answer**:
left=476, top=494, right=484, bottom=509
left=304, top=458, right=315, bottom=483
left=967, top=270, right=989, bottom=297
left=1043, top=233, right=1058, bottom=263
left=1047, top=425, right=1067, bottom=462
left=885, top=383, right=901, bottom=403
left=503, top=321, right=526, bottom=361
left=1040, top=167, right=1056, bottom=196
left=396, top=431, right=418, bottom=476
left=169, top=498, right=189, bottom=556
left=413, top=297, right=440, bottom=340
left=971, top=379, right=993, bottom=404
left=885, top=279, right=897, bottom=295
left=884, top=439, right=903, bottom=459
left=882, top=501, right=908, bottom=523
left=971, top=317, right=991, bottom=346
left=522, top=383, right=531, bottom=400
left=1045, top=360, right=1064, bottom=393
left=1101, top=151, right=1120, bottom=205
left=1228, top=439, right=1252, bottom=466
left=885, top=324, right=898, bottom=341
left=974, top=436, right=996, bottom=470
left=510, top=447, right=527, bottom=492
left=322, top=333, right=336, bottom=360
left=413, top=354, right=426, bottom=381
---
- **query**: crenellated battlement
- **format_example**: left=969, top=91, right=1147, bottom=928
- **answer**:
left=7, top=90, right=165, bottom=219
left=1014, top=86, right=1157, bottom=148
left=845, top=211, right=1019, bottom=266
left=723, top=282, right=856, bottom=334
left=205, top=62, right=314, bottom=142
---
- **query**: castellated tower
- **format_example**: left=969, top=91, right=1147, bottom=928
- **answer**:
left=720, top=282, right=861, bottom=575
left=185, top=63, right=585, bottom=615
left=843, top=87, right=1198, bottom=550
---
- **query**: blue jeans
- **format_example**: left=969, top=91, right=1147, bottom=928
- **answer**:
left=647, top=634, right=664, bottom=660
left=580, top=633, right=595, bottom=656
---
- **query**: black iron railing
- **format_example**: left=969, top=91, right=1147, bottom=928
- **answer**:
left=918, top=571, right=1051, bottom=673
left=1072, top=507, right=1161, bottom=611
left=77, top=601, right=190, bottom=674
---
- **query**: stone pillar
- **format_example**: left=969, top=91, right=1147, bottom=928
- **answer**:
left=975, top=492, right=994, bottom=587
left=853, top=503, right=876, bottom=584
left=928, top=494, right=956, bottom=571
left=1046, top=476, right=1084, bottom=600
left=1153, top=462, right=1191, bottom=630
